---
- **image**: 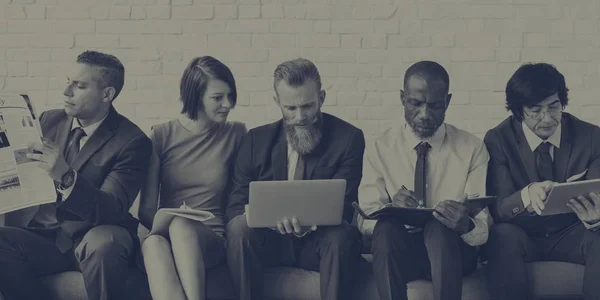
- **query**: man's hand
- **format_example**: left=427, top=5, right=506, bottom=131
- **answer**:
left=433, top=194, right=471, bottom=234
left=391, top=189, right=419, bottom=208
left=568, top=192, right=600, bottom=225
left=26, top=139, right=69, bottom=182
left=527, top=181, right=554, bottom=215
left=273, top=217, right=317, bottom=236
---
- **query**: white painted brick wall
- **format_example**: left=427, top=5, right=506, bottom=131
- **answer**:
left=1, top=0, right=599, bottom=142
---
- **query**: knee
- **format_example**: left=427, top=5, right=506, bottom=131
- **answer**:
left=321, top=223, right=361, bottom=251
left=225, top=215, right=253, bottom=243
left=583, top=230, right=600, bottom=256
left=169, top=216, right=209, bottom=238
left=372, top=219, right=408, bottom=253
left=141, top=234, right=170, bottom=256
left=169, top=217, right=217, bottom=250
left=488, top=223, right=522, bottom=247
left=78, top=226, right=132, bottom=262
left=424, top=219, right=458, bottom=245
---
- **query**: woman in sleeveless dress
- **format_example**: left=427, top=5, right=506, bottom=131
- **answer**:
left=139, top=56, right=246, bottom=300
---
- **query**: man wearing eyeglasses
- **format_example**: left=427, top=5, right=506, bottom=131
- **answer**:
left=484, top=62, right=600, bottom=300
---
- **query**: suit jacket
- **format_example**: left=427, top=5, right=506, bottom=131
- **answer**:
left=226, top=113, right=366, bottom=225
left=28, top=107, right=152, bottom=246
left=484, top=113, right=600, bottom=236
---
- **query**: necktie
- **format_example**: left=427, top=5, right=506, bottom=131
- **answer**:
left=414, top=142, right=431, bottom=207
left=55, top=127, right=86, bottom=253
left=536, top=142, right=554, bottom=182
left=293, top=154, right=305, bottom=180
left=64, top=128, right=86, bottom=165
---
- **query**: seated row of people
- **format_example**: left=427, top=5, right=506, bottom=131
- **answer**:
left=0, top=50, right=597, bottom=300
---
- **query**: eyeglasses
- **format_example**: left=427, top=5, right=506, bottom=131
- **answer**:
left=523, top=106, right=563, bottom=120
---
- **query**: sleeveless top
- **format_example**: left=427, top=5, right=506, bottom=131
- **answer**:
left=151, top=119, right=247, bottom=236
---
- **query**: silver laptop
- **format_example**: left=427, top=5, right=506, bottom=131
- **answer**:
left=246, top=179, right=346, bottom=228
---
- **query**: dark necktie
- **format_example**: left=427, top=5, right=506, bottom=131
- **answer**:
left=55, top=127, right=86, bottom=253
left=535, top=142, right=554, bottom=182
left=293, top=154, right=305, bottom=180
left=414, top=142, right=431, bottom=206
left=64, top=128, right=86, bottom=165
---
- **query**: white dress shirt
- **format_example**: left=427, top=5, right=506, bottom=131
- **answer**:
left=520, top=122, right=600, bottom=230
left=358, top=123, right=492, bottom=246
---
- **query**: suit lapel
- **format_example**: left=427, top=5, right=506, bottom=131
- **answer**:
left=554, top=117, right=572, bottom=183
left=512, top=119, right=540, bottom=182
left=271, top=127, right=288, bottom=180
left=70, top=108, right=118, bottom=172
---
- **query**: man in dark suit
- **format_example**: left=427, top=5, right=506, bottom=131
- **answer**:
left=484, top=62, right=600, bottom=300
left=225, top=58, right=365, bottom=300
left=0, top=51, right=152, bottom=300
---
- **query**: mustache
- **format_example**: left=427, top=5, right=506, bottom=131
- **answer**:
left=285, top=114, right=321, bottom=126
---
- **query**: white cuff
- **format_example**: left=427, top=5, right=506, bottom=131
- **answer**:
left=521, top=184, right=532, bottom=209
left=584, top=220, right=600, bottom=231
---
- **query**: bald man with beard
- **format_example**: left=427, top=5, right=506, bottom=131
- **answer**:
left=224, top=58, right=366, bottom=300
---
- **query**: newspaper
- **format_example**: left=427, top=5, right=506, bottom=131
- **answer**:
left=148, top=202, right=215, bottom=236
left=0, top=94, right=56, bottom=214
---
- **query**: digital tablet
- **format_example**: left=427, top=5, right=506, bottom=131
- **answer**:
left=246, top=179, right=346, bottom=228
left=541, top=178, right=600, bottom=216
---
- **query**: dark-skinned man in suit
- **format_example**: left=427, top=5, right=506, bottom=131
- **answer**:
left=484, top=62, right=600, bottom=300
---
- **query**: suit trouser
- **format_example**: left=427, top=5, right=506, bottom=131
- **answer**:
left=0, top=225, right=134, bottom=300
left=225, top=215, right=363, bottom=300
left=486, top=222, right=600, bottom=300
left=371, top=217, right=478, bottom=300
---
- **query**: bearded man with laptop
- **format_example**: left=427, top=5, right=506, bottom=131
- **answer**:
left=224, top=58, right=366, bottom=300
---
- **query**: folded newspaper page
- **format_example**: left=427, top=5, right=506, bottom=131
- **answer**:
left=0, top=94, right=56, bottom=214
left=149, top=202, right=215, bottom=236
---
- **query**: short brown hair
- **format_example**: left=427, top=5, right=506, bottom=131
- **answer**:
left=273, top=58, right=322, bottom=95
left=180, top=56, right=237, bottom=121
left=77, top=50, right=125, bottom=101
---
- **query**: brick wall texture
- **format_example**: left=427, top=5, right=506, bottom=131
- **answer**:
left=1, top=0, right=599, bottom=146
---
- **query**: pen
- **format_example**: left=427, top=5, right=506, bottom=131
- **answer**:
left=402, top=185, right=425, bottom=208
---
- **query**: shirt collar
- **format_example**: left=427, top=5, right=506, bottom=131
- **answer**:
left=403, top=123, right=446, bottom=150
left=521, top=121, right=562, bottom=151
left=71, top=113, right=108, bottom=138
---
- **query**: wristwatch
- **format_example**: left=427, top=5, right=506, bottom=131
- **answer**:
left=59, top=167, right=76, bottom=190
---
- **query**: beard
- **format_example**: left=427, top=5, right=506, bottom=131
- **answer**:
left=284, top=113, right=323, bottom=155
left=407, top=112, right=444, bottom=139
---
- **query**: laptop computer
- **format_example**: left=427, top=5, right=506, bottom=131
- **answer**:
left=246, top=179, right=346, bottom=228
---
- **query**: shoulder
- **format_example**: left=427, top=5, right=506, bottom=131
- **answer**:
left=446, top=124, right=485, bottom=148
left=220, top=121, right=248, bottom=137
left=246, top=119, right=281, bottom=141
left=114, top=113, right=152, bottom=148
left=373, top=125, right=402, bottom=147
left=565, top=113, right=600, bottom=134
left=323, top=113, right=362, bottom=136
left=149, top=120, right=177, bottom=139
left=483, top=116, right=514, bottom=145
